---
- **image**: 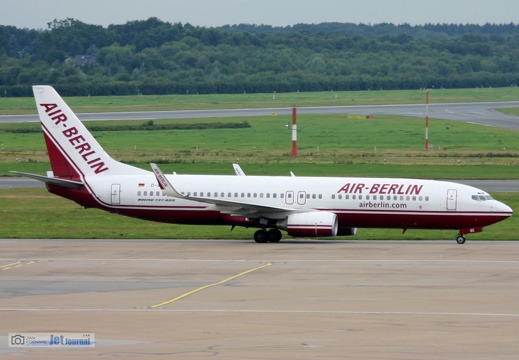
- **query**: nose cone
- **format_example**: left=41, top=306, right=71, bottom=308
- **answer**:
left=494, top=200, right=513, bottom=218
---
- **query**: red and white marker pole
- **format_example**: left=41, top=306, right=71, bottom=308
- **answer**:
left=425, top=89, right=429, bottom=150
left=291, top=106, right=298, bottom=156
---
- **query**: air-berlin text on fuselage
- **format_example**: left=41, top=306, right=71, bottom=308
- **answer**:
left=40, top=103, right=108, bottom=174
left=338, top=182, right=423, bottom=195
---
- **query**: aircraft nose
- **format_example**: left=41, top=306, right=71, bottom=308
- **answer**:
left=495, top=201, right=513, bottom=217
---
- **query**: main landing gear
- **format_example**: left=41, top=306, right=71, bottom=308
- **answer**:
left=456, top=233, right=466, bottom=244
left=254, top=229, right=282, bottom=243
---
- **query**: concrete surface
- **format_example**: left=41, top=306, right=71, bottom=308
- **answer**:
left=0, top=239, right=518, bottom=359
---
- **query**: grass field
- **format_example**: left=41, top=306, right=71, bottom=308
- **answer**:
left=2, top=87, right=519, bottom=114
left=1, top=114, right=518, bottom=178
left=0, top=87, right=517, bottom=240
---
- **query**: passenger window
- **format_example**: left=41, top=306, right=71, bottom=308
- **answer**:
left=319, top=194, right=322, bottom=199
left=332, top=194, right=336, bottom=200
left=138, top=191, right=141, bottom=196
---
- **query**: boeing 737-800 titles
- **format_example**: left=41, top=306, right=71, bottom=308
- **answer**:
left=12, top=86, right=513, bottom=243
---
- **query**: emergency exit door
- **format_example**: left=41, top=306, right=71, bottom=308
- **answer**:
left=447, top=189, right=457, bottom=211
left=111, top=184, right=121, bottom=205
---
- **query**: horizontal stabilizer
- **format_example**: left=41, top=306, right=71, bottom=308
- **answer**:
left=10, top=171, right=84, bottom=189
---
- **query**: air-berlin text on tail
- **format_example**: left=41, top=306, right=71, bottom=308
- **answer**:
left=40, top=103, right=108, bottom=174
left=338, top=182, right=423, bottom=195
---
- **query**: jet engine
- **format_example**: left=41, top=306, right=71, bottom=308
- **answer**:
left=277, top=211, right=338, bottom=237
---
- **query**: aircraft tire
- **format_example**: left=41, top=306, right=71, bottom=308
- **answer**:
left=456, top=234, right=466, bottom=244
left=254, top=229, right=269, bottom=243
left=267, top=229, right=282, bottom=242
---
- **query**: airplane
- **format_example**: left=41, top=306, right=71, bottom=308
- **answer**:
left=12, top=86, right=513, bottom=244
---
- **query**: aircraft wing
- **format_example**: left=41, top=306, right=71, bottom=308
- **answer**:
left=10, top=171, right=84, bottom=189
left=150, top=163, right=294, bottom=217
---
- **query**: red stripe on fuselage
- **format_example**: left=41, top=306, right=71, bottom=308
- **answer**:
left=45, top=183, right=509, bottom=231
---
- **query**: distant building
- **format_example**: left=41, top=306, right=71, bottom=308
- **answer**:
left=73, top=55, right=96, bottom=67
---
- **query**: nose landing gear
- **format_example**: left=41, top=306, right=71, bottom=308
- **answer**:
left=456, top=234, right=466, bottom=244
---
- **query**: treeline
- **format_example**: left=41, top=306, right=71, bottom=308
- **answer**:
left=2, top=18, right=519, bottom=96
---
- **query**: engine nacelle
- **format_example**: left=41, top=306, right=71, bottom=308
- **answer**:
left=277, top=211, right=338, bottom=237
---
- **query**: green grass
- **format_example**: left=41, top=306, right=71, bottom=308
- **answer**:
left=2, top=114, right=518, bottom=178
left=2, top=87, right=519, bottom=114
left=0, top=188, right=515, bottom=240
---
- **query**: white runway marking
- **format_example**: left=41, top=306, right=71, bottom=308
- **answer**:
left=0, top=308, right=518, bottom=317
left=0, top=258, right=518, bottom=264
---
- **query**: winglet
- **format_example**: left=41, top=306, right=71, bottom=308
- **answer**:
left=150, top=163, right=184, bottom=198
left=233, top=163, right=246, bottom=176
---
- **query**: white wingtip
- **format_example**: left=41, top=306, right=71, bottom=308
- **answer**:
left=233, top=163, right=246, bottom=176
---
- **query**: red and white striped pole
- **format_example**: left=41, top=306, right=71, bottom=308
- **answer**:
left=425, top=89, right=430, bottom=150
left=291, top=106, right=298, bottom=156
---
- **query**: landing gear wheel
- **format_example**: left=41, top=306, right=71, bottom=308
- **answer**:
left=456, top=234, right=466, bottom=244
left=254, top=229, right=269, bottom=243
left=267, top=229, right=282, bottom=243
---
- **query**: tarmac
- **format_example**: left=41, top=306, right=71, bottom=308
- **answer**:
left=0, top=239, right=518, bottom=359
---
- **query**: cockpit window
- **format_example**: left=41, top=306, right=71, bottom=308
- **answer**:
left=472, top=194, right=494, bottom=201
